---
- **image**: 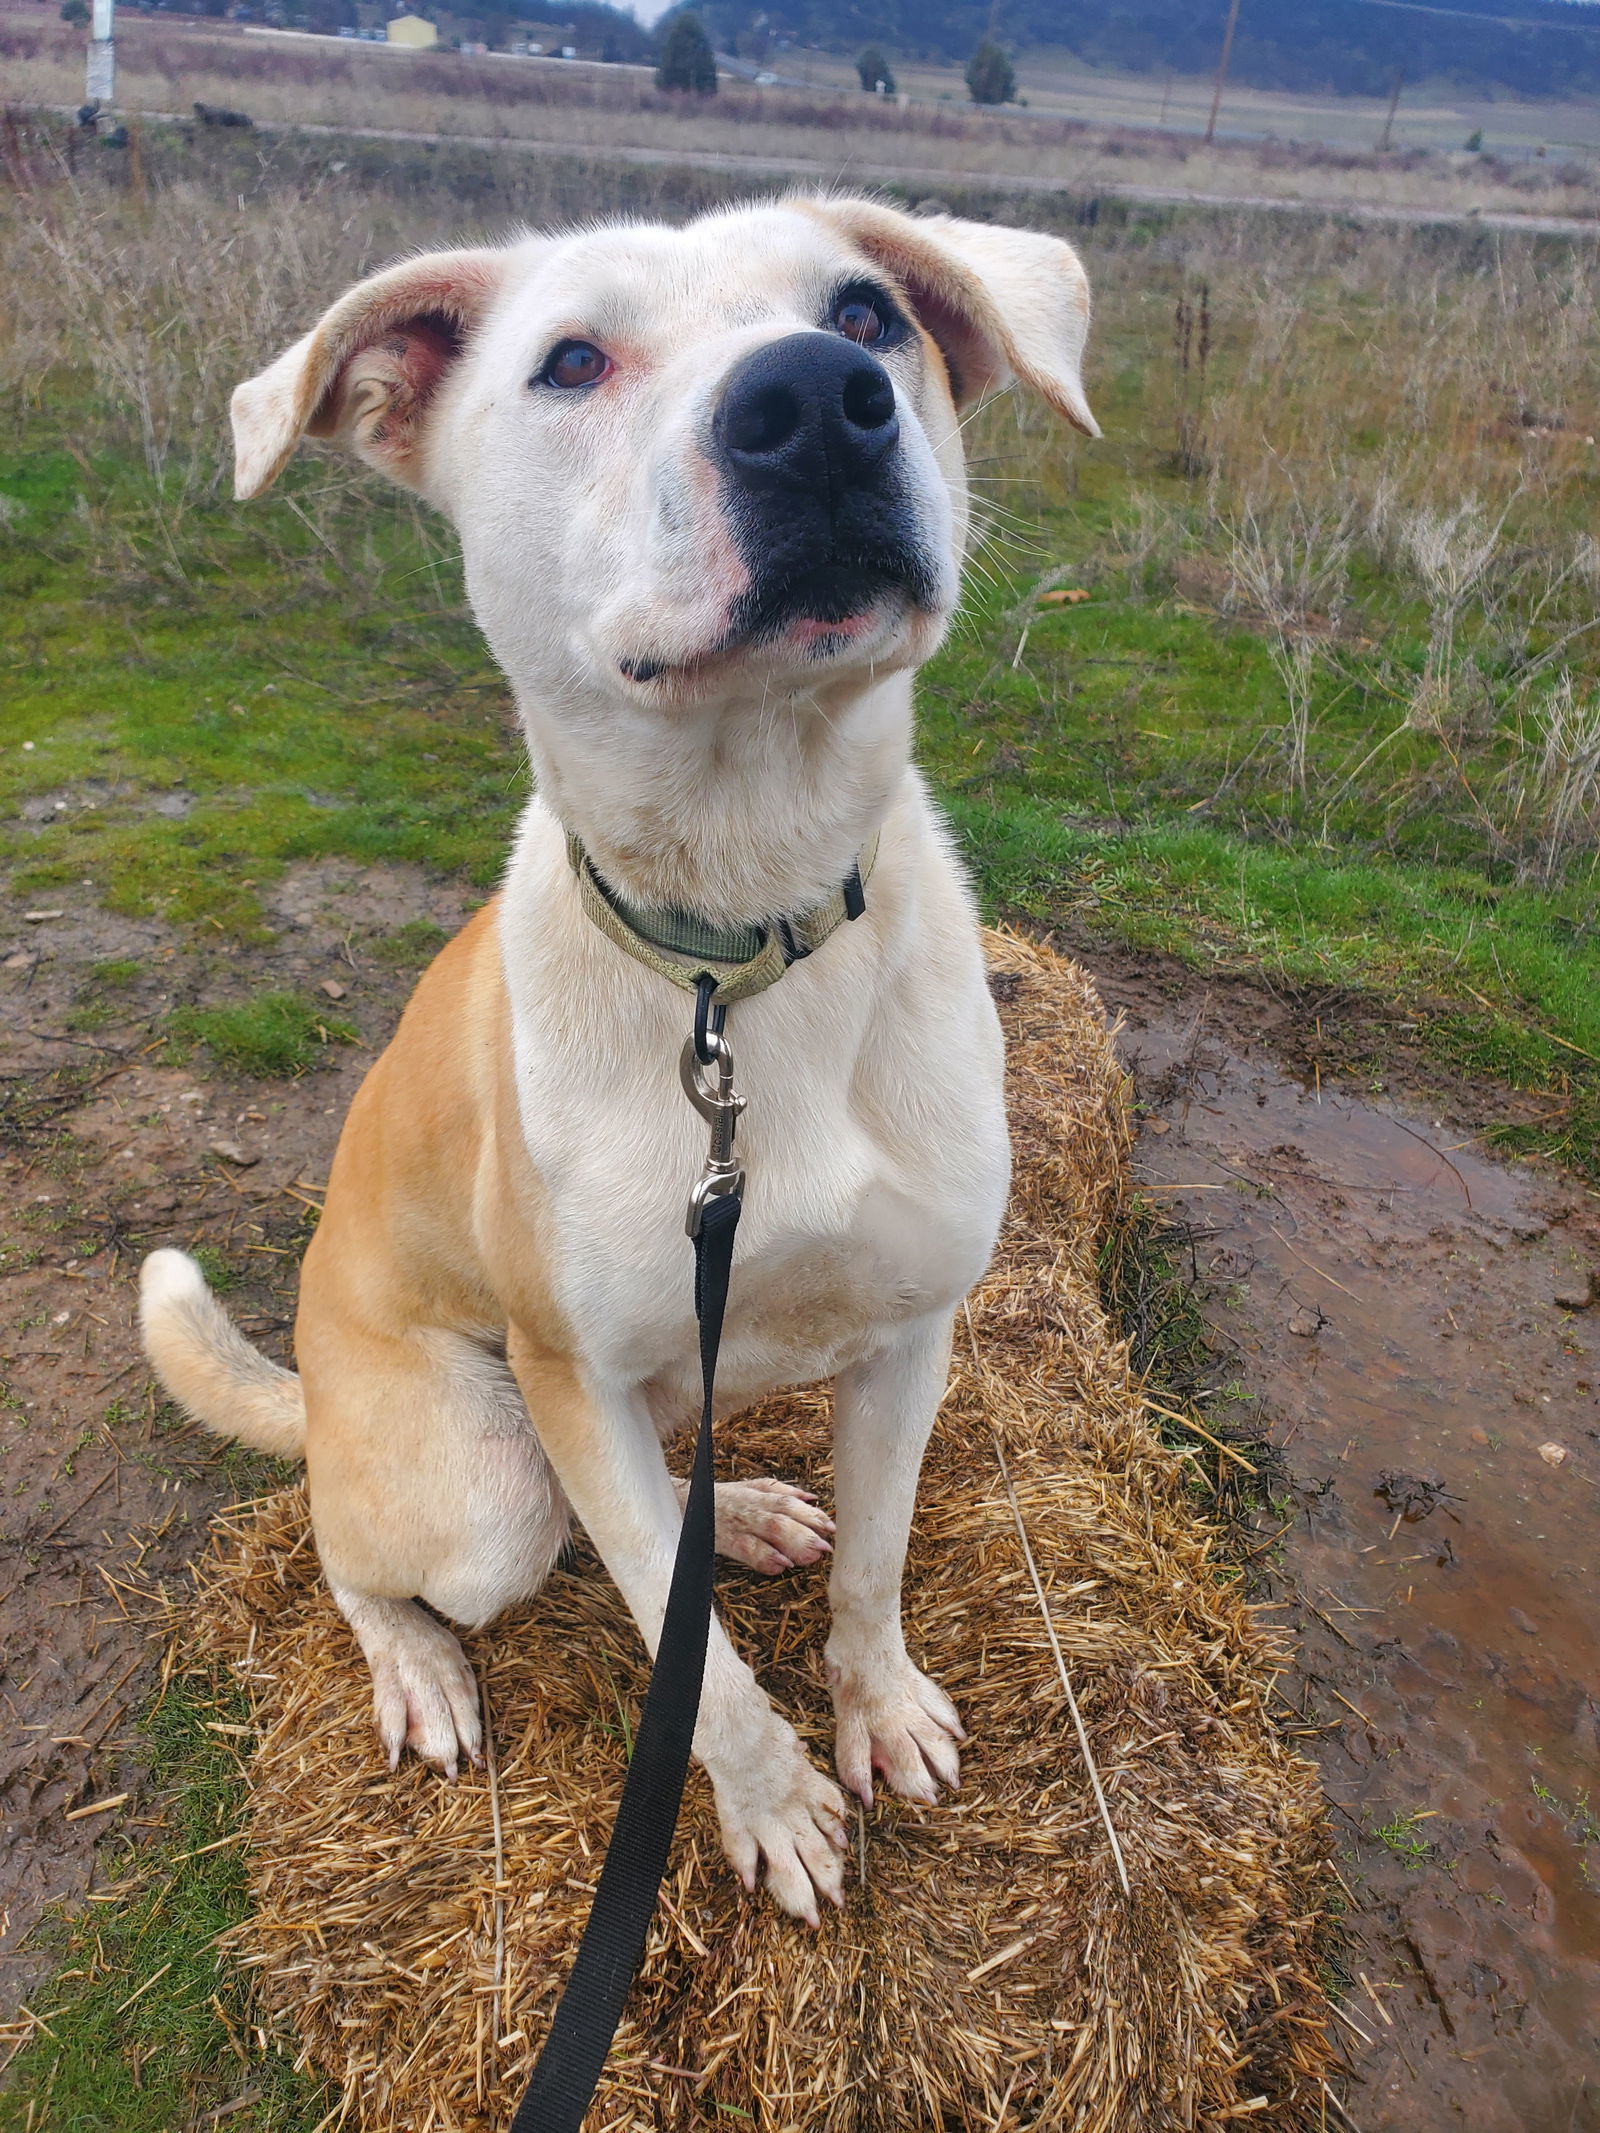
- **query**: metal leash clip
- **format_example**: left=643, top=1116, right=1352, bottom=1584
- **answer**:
left=680, top=1024, right=746, bottom=1237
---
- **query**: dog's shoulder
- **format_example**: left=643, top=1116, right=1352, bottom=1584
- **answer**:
left=360, top=896, right=510, bottom=1129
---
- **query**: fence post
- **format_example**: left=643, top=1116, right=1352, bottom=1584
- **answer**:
left=87, top=0, right=116, bottom=107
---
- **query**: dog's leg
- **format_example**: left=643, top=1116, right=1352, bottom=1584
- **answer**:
left=826, top=1310, right=965, bottom=1806
left=509, top=1329, right=848, bottom=1923
left=327, top=1583, right=486, bottom=1779
left=303, top=1327, right=571, bottom=1781
left=673, top=1476, right=834, bottom=1574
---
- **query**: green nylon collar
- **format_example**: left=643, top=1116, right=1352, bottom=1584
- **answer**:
left=566, top=830, right=879, bottom=1003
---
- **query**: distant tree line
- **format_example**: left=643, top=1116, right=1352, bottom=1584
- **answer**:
left=656, top=7, right=718, bottom=87
left=692, top=0, right=1600, bottom=99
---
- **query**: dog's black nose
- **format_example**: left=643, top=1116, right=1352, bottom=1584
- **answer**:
left=714, top=332, right=899, bottom=500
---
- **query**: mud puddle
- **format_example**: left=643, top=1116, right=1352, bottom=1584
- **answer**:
left=1089, top=956, right=1600, bottom=2133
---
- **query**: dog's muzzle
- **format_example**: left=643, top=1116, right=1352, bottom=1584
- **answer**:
left=711, top=331, right=937, bottom=643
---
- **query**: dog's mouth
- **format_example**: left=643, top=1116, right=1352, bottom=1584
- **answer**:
left=618, top=552, right=938, bottom=689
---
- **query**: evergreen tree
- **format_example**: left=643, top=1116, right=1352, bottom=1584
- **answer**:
left=856, top=44, right=895, bottom=92
left=965, top=38, right=1016, bottom=104
left=656, top=11, right=718, bottom=92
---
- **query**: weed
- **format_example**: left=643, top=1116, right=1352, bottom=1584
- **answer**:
left=192, top=1244, right=241, bottom=1292
left=1221, top=498, right=1355, bottom=797
left=1371, top=1811, right=1436, bottom=1869
left=370, top=917, right=450, bottom=967
left=1171, top=281, right=1212, bottom=477
left=167, top=993, right=358, bottom=1079
left=64, top=998, right=116, bottom=1032
left=1098, top=1192, right=1274, bottom=1532
left=1505, top=673, right=1600, bottom=886
left=1530, top=1776, right=1600, bottom=1850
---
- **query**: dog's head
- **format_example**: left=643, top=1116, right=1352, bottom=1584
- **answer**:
left=233, top=197, right=1094, bottom=709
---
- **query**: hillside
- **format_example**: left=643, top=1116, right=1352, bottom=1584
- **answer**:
left=696, top=0, right=1600, bottom=99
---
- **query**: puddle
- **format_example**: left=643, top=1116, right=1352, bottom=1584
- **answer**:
left=1096, top=972, right=1600, bottom=2133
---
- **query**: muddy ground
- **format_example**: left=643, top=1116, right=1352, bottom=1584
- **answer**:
left=2, top=872, right=1597, bottom=2128
left=0, top=861, right=473, bottom=2030
left=1081, top=941, right=1600, bottom=2133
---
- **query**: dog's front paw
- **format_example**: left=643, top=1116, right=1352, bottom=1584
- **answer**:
left=828, top=1647, right=965, bottom=1807
left=366, top=1610, right=482, bottom=1779
left=713, top=1475, right=834, bottom=1573
left=712, top=1731, right=849, bottom=1926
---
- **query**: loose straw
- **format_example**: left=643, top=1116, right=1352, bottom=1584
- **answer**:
left=480, top=1671, right=506, bottom=2046
left=967, top=1291, right=1132, bottom=1899
left=990, top=1426, right=1132, bottom=1900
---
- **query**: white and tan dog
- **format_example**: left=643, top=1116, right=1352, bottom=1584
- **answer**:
left=140, top=195, right=1094, bottom=1926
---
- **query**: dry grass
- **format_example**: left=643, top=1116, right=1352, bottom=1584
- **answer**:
left=7, top=12, right=1600, bottom=223
left=188, top=932, right=1335, bottom=2132
left=1042, top=218, right=1600, bottom=872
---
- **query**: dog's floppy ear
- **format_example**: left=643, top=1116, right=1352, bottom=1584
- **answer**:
left=231, top=247, right=510, bottom=500
left=798, top=199, right=1098, bottom=437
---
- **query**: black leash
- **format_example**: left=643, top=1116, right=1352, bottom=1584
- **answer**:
left=511, top=977, right=743, bottom=2132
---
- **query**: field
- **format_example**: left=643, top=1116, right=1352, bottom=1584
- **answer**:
left=7, top=2, right=1600, bottom=228
left=2, top=108, right=1599, bottom=2132
left=794, top=38, right=1600, bottom=159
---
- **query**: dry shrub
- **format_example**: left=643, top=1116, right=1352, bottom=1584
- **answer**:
left=191, top=932, right=1335, bottom=2132
left=1499, top=673, right=1600, bottom=884
left=1222, top=501, right=1356, bottom=793
left=967, top=216, right=1600, bottom=865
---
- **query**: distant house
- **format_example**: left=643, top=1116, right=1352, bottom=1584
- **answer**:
left=386, top=13, right=438, bottom=47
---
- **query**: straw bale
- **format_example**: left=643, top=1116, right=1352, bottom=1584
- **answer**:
left=192, top=929, right=1336, bottom=2130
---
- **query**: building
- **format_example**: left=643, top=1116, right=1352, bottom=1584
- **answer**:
left=385, top=14, right=438, bottom=48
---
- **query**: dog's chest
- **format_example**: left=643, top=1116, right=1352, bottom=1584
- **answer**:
left=511, top=989, right=1008, bottom=1406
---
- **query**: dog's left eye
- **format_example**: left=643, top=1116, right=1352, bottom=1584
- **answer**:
left=537, top=339, right=613, bottom=390
left=828, top=286, right=904, bottom=350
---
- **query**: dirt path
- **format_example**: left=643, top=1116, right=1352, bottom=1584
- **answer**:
left=51, top=106, right=1600, bottom=240
left=1084, top=947, right=1600, bottom=2133
left=0, top=861, right=470, bottom=2020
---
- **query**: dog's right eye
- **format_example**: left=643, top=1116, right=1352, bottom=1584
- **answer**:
left=536, top=340, right=613, bottom=390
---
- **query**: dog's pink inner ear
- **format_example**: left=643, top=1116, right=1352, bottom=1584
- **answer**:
left=308, top=309, right=469, bottom=459
left=892, top=275, right=1003, bottom=409
left=377, top=311, right=468, bottom=412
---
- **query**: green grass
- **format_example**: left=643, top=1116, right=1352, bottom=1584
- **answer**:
left=1369, top=1811, right=1438, bottom=1871
left=191, top=1243, right=243, bottom=1292
left=943, top=786, right=1600, bottom=1154
left=167, top=991, right=359, bottom=1079
left=0, top=1676, right=327, bottom=2133
left=369, top=917, right=451, bottom=967
left=1, top=447, right=522, bottom=945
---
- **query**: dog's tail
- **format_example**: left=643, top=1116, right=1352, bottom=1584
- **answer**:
left=139, top=1248, right=306, bottom=1459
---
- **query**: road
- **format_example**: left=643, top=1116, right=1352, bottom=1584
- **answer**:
left=80, top=107, right=1600, bottom=240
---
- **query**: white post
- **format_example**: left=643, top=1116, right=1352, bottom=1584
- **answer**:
left=86, top=0, right=115, bottom=105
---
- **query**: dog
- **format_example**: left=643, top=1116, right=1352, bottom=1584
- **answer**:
left=140, top=195, right=1095, bottom=1926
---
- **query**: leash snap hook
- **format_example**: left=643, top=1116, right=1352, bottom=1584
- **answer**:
left=681, top=1024, right=746, bottom=1238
